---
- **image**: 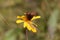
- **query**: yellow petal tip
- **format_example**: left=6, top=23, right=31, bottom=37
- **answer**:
left=37, top=16, right=41, bottom=18
left=16, top=20, right=20, bottom=24
left=32, top=30, right=37, bottom=33
left=16, top=20, right=23, bottom=24
left=17, top=16, right=21, bottom=18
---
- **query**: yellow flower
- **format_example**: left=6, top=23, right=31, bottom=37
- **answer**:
left=16, top=13, right=41, bottom=33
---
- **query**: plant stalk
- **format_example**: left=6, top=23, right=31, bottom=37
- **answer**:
left=26, top=29, right=28, bottom=40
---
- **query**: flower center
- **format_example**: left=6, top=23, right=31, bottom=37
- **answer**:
left=25, top=12, right=34, bottom=20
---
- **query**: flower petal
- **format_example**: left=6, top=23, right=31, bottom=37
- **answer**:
left=24, top=22, right=27, bottom=28
left=26, top=22, right=37, bottom=32
left=16, top=20, right=23, bottom=24
left=17, top=16, right=21, bottom=18
left=24, top=21, right=32, bottom=31
left=31, top=16, right=41, bottom=20
left=21, top=16, right=25, bottom=18
left=17, top=16, right=25, bottom=18
left=31, top=27, right=37, bottom=32
left=26, top=23, right=32, bottom=31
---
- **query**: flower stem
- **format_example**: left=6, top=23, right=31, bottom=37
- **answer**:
left=26, top=29, right=28, bottom=40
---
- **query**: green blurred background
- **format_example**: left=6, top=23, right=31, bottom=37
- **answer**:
left=0, top=0, right=60, bottom=40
